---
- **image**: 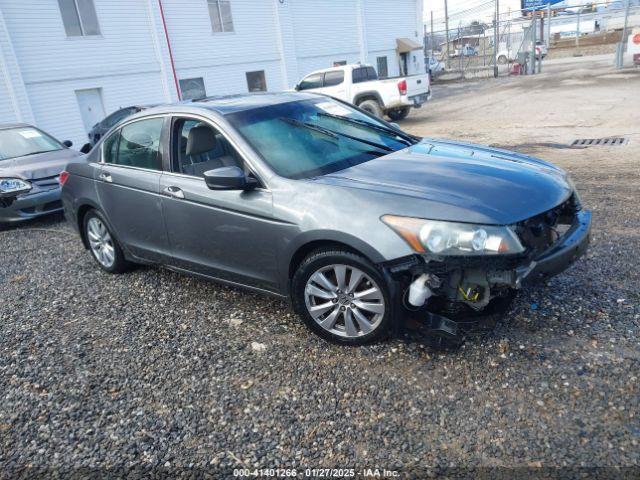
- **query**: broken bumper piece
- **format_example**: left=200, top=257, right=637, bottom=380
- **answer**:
left=519, top=209, right=591, bottom=285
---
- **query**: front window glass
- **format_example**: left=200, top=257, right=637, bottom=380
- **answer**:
left=298, top=73, right=323, bottom=91
left=226, top=98, right=414, bottom=179
left=172, top=118, right=242, bottom=177
left=0, top=127, right=63, bottom=161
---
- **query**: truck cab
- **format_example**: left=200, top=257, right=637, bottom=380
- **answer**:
left=294, top=64, right=431, bottom=121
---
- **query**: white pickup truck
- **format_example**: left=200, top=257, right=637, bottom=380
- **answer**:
left=293, top=64, right=431, bottom=121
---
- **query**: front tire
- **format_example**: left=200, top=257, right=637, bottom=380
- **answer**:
left=387, top=107, right=411, bottom=121
left=291, top=249, right=392, bottom=345
left=357, top=99, right=384, bottom=118
left=83, top=209, right=131, bottom=273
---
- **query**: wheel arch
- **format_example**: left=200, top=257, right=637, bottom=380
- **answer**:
left=353, top=91, right=385, bottom=109
left=76, top=201, right=102, bottom=249
left=284, top=232, right=386, bottom=295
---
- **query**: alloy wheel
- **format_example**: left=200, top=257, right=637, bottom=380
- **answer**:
left=87, top=217, right=115, bottom=268
left=304, top=264, right=385, bottom=338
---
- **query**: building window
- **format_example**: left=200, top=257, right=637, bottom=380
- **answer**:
left=179, top=78, right=207, bottom=100
left=246, top=71, right=267, bottom=92
left=58, top=0, right=100, bottom=36
left=208, top=0, right=234, bottom=33
left=376, top=56, right=389, bottom=78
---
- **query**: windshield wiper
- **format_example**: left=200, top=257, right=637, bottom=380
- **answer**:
left=280, top=117, right=393, bottom=153
left=317, top=112, right=419, bottom=146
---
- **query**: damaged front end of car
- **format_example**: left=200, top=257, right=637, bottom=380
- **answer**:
left=382, top=193, right=591, bottom=345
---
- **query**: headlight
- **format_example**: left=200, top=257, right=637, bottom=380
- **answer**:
left=566, top=176, right=582, bottom=208
left=382, top=215, right=525, bottom=256
left=0, top=178, right=32, bottom=196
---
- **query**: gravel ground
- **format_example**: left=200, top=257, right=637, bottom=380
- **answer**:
left=1, top=58, right=639, bottom=477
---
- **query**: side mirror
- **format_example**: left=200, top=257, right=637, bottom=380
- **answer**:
left=294, top=84, right=300, bottom=91
left=63, top=140, right=73, bottom=147
left=203, top=166, right=258, bottom=191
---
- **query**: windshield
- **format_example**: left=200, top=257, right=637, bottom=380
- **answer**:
left=0, top=127, right=63, bottom=161
left=226, top=98, right=417, bottom=179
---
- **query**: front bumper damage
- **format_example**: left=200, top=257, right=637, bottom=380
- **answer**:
left=0, top=182, right=63, bottom=223
left=383, top=208, right=592, bottom=344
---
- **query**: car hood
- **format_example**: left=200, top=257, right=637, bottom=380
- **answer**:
left=311, top=139, right=572, bottom=225
left=0, top=148, right=83, bottom=180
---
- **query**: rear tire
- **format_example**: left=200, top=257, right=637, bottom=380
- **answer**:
left=83, top=209, right=131, bottom=274
left=357, top=99, right=384, bottom=118
left=387, top=107, right=411, bottom=121
left=291, top=248, right=392, bottom=345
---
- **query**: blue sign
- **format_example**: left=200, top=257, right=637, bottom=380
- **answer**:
left=521, top=0, right=564, bottom=9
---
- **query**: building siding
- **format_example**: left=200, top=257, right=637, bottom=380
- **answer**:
left=0, top=0, right=423, bottom=145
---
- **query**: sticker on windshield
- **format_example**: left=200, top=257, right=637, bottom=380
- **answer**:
left=17, top=129, right=40, bottom=139
left=315, top=101, right=353, bottom=116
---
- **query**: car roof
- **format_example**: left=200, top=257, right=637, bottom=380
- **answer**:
left=142, top=92, right=325, bottom=116
left=0, top=123, right=33, bottom=131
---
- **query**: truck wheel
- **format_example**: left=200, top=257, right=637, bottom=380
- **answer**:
left=387, top=107, right=411, bottom=121
left=498, top=55, right=508, bottom=65
left=358, top=99, right=383, bottom=118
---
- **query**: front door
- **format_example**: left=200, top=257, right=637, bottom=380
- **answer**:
left=96, top=116, right=169, bottom=262
left=159, top=116, right=279, bottom=292
left=76, top=88, right=106, bottom=134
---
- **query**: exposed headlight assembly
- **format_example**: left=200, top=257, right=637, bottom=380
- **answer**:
left=382, top=215, right=525, bottom=256
left=0, top=178, right=32, bottom=197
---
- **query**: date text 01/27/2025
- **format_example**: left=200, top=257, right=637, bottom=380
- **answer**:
left=232, top=467, right=400, bottom=477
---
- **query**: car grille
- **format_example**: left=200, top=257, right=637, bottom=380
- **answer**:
left=515, top=193, right=580, bottom=256
left=31, top=175, right=60, bottom=188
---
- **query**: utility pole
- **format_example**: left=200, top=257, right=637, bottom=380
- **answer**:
left=444, top=0, right=451, bottom=69
left=618, top=0, right=631, bottom=68
left=424, top=23, right=428, bottom=59
left=575, top=8, right=581, bottom=54
left=494, top=0, right=499, bottom=77
left=430, top=10, right=435, bottom=59
left=546, top=2, right=552, bottom=48
left=530, top=12, right=537, bottom=75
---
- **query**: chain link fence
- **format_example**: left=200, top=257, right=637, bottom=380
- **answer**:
left=425, top=1, right=640, bottom=83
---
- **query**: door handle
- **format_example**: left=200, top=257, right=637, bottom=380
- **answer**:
left=98, top=172, right=112, bottom=183
left=163, top=186, right=185, bottom=199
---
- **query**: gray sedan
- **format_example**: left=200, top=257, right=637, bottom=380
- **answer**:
left=0, top=123, right=83, bottom=223
left=60, top=93, right=590, bottom=345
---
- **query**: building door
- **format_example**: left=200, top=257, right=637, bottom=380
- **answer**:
left=76, top=88, right=105, bottom=133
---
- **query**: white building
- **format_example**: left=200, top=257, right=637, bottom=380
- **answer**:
left=0, top=0, right=424, bottom=146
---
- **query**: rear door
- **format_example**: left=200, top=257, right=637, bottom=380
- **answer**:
left=158, top=115, right=280, bottom=292
left=96, top=116, right=170, bottom=262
